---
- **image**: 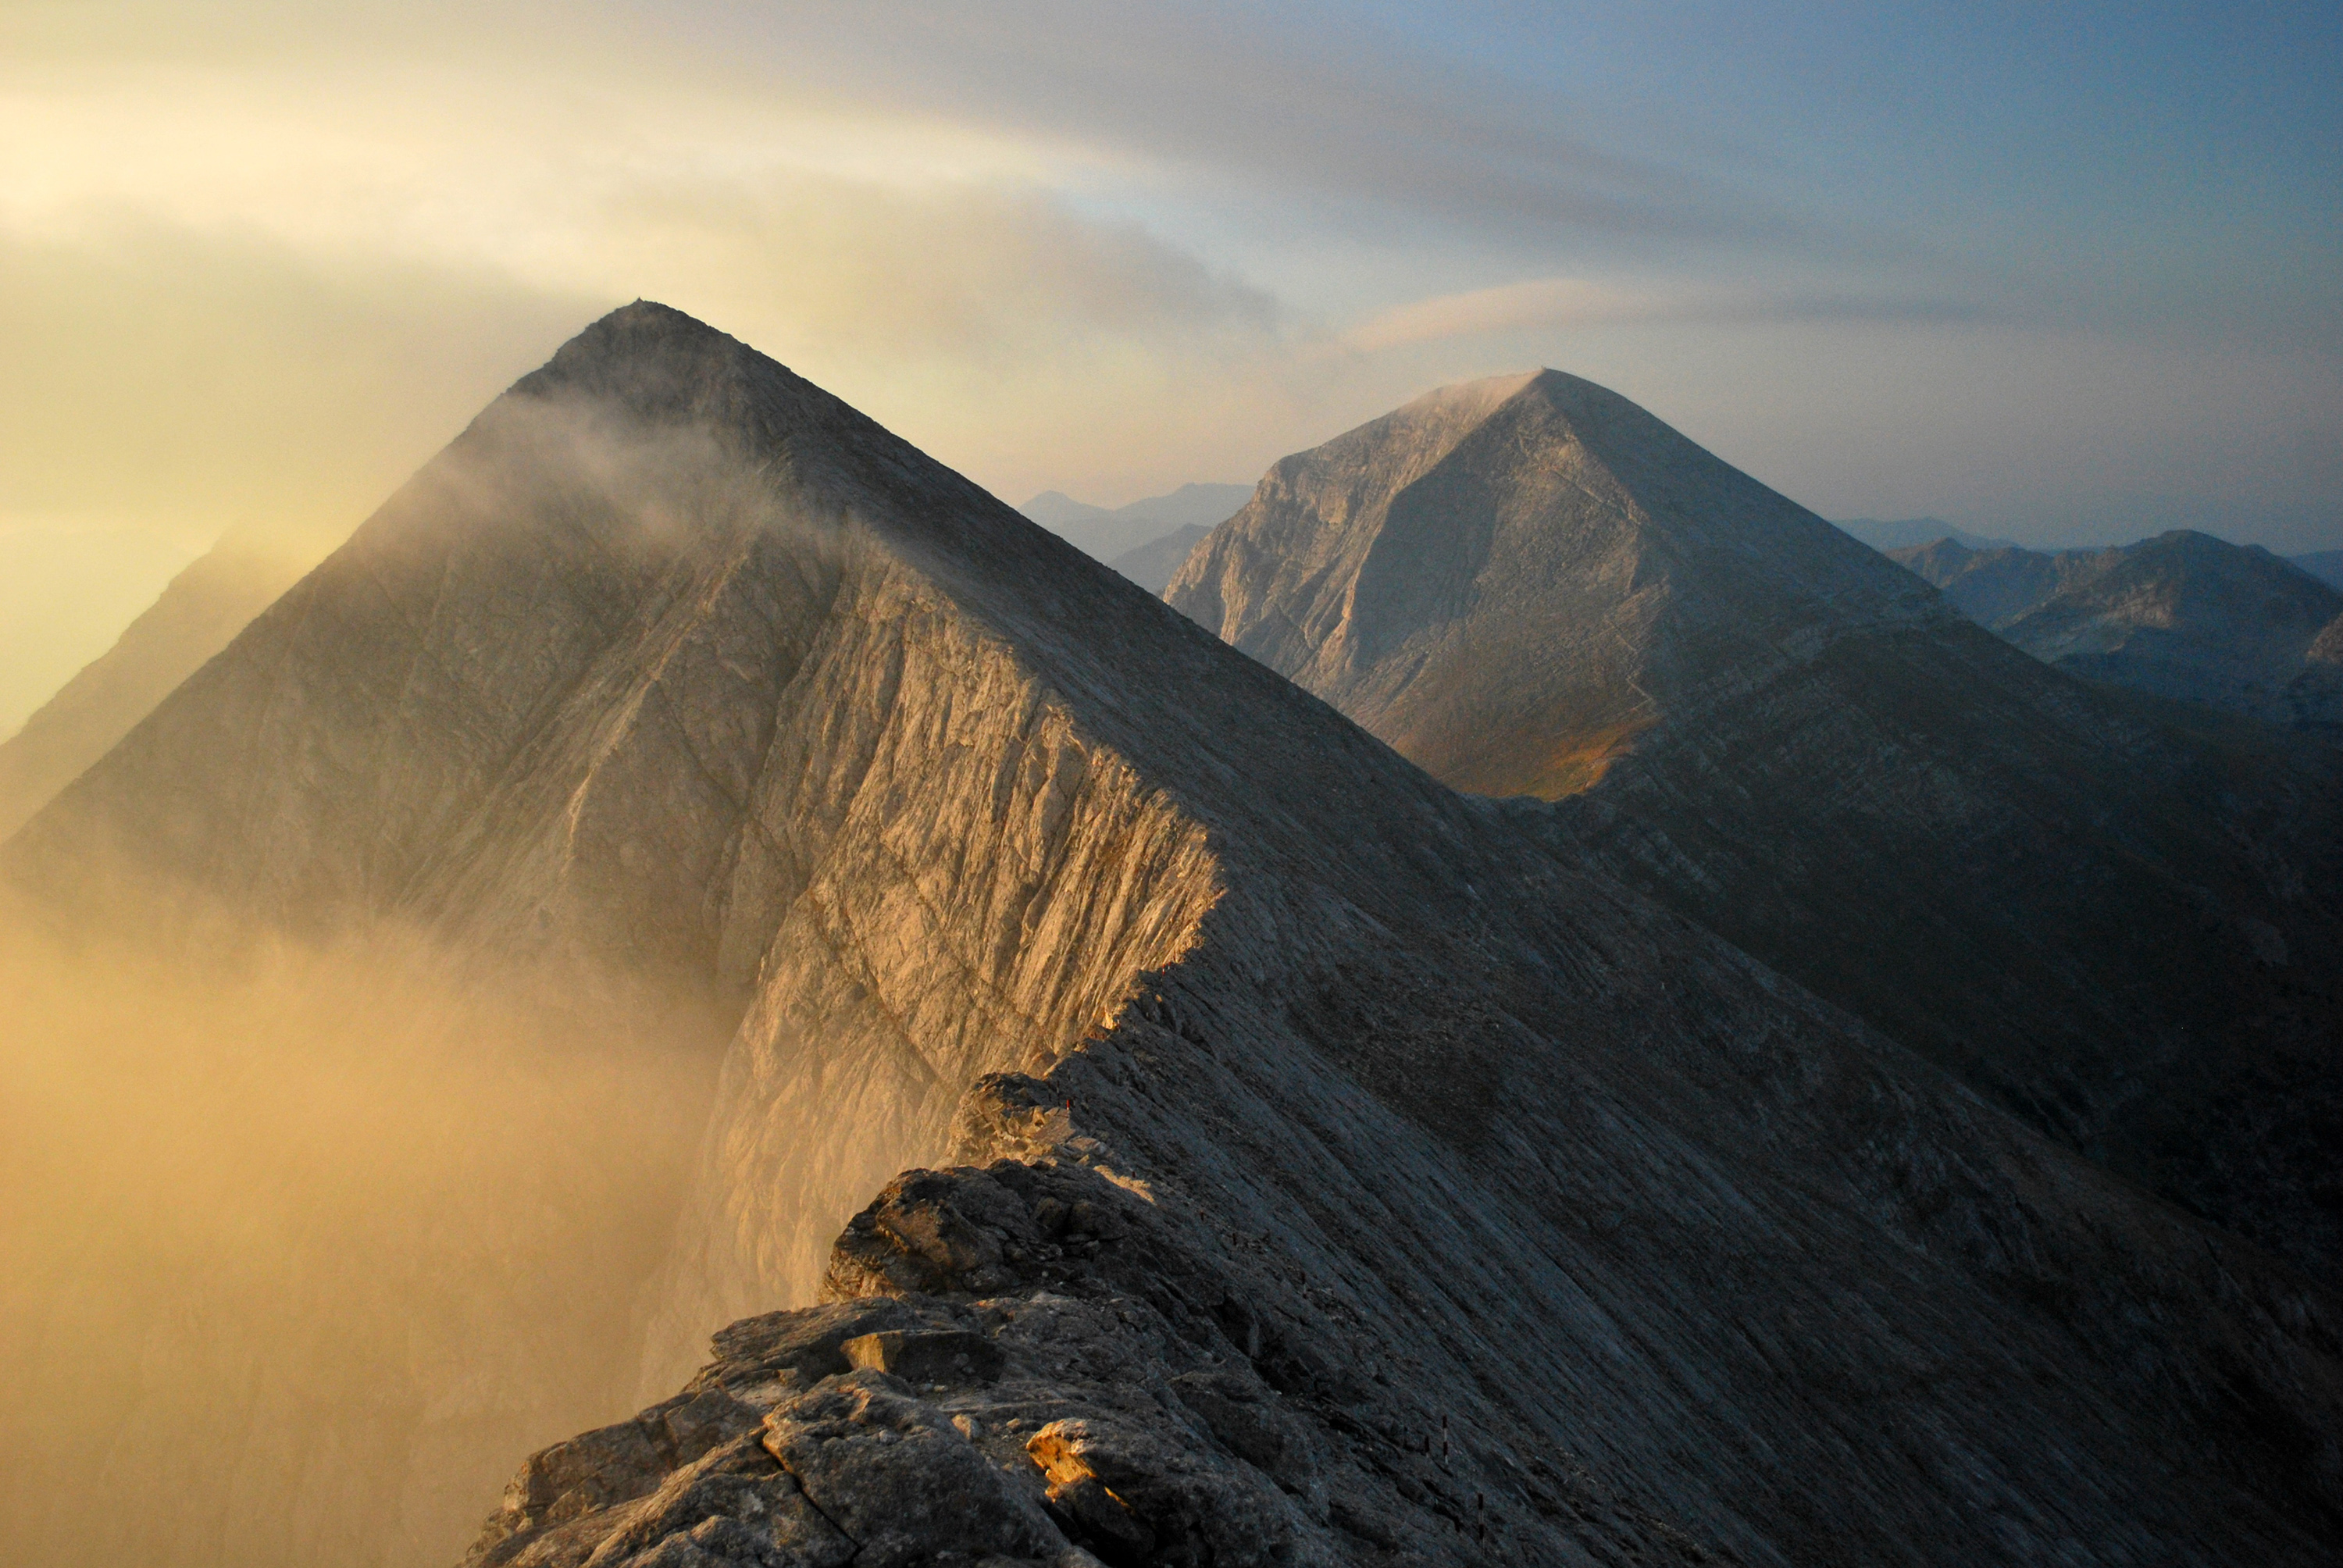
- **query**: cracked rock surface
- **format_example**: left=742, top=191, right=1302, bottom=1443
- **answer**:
left=469, top=1124, right=1705, bottom=1568
left=9, top=308, right=2342, bottom=1566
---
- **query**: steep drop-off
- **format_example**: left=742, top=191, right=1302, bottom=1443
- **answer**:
left=1892, top=530, right=2343, bottom=734
left=11, top=309, right=2343, bottom=1566
left=1167, top=370, right=2343, bottom=1281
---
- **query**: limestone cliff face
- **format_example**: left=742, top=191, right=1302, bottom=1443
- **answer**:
left=1168, top=371, right=1939, bottom=798
left=5, top=305, right=1238, bottom=1379
left=1893, top=529, right=2343, bottom=734
left=12, top=309, right=2343, bottom=1566
left=1167, top=370, right=2343, bottom=1281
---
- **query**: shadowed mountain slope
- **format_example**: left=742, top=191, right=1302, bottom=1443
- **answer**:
left=1167, top=369, right=2343, bottom=1280
left=1107, top=520, right=1213, bottom=593
left=0, top=529, right=324, bottom=839
left=10, top=311, right=2343, bottom=1567
left=1893, top=531, right=2343, bottom=734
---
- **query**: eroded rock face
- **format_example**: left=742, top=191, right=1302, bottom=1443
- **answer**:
left=11, top=308, right=2343, bottom=1566
left=1165, top=370, right=2343, bottom=1281
left=477, top=1057, right=2343, bottom=1566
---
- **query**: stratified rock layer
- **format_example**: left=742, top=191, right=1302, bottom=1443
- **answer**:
left=1167, top=370, right=2343, bottom=1280
left=9, top=309, right=2343, bottom=1566
left=475, top=1039, right=2343, bottom=1566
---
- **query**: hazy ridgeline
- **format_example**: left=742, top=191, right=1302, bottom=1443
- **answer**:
left=0, top=888, right=726, bottom=1566
left=0, top=350, right=1177, bottom=1565
left=8, top=304, right=2338, bottom=1568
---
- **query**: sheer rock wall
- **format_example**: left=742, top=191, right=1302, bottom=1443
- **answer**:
left=9, top=308, right=2341, bottom=1566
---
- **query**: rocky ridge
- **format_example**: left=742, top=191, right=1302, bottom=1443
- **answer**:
left=474, top=1049, right=2343, bottom=1568
left=9, top=309, right=2343, bottom=1566
left=1166, top=370, right=2343, bottom=1280
left=1891, top=530, right=2343, bottom=734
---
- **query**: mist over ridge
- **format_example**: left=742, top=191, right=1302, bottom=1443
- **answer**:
left=5, top=303, right=2341, bottom=1568
left=0, top=889, right=722, bottom=1565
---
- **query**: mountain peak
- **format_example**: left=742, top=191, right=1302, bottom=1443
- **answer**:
left=1169, top=372, right=2343, bottom=1293
left=1169, top=367, right=1935, bottom=796
left=506, top=299, right=772, bottom=427
left=12, top=310, right=2343, bottom=1568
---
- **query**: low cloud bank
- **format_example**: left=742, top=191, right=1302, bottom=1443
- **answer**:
left=0, top=894, right=725, bottom=1566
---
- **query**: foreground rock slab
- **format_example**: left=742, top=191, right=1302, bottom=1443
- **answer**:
left=9, top=306, right=2341, bottom=1566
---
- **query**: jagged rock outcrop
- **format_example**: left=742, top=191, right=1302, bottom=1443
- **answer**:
left=0, top=527, right=325, bottom=839
left=1892, top=530, right=2343, bottom=734
left=1165, top=370, right=2343, bottom=1279
left=12, top=310, right=2343, bottom=1566
left=478, top=1057, right=2343, bottom=1567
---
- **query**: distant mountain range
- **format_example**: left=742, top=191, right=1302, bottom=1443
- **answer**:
left=13, top=308, right=2343, bottom=1566
left=1892, top=531, right=2343, bottom=734
left=1107, top=520, right=1214, bottom=593
left=2295, top=549, right=2343, bottom=590
left=1169, top=369, right=2343, bottom=1281
left=1018, top=482, right=1251, bottom=563
left=1835, top=515, right=2020, bottom=551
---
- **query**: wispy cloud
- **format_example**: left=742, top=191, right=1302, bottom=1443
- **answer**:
left=0, top=0, right=2333, bottom=586
left=594, top=172, right=1282, bottom=365
left=1347, top=275, right=1991, bottom=351
left=655, top=1, right=1794, bottom=248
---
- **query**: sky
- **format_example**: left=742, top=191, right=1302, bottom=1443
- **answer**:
left=2, top=0, right=2338, bottom=729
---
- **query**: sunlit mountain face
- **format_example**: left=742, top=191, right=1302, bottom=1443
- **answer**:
left=1169, top=367, right=2343, bottom=1281
left=5, top=304, right=2338, bottom=1568
left=3, top=8, right=2338, bottom=1566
